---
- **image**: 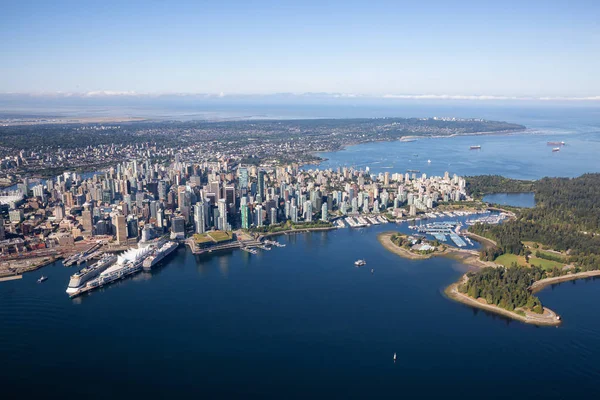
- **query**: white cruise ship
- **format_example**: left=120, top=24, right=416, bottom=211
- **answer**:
left=143, top=241, right=178, bottom=271
left=66, top=254, right=117, bottom=294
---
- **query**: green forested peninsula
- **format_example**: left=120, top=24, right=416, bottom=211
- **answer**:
left=460, top=174, right=600, bottom=313
left=459, top=266, right=544, bottom=313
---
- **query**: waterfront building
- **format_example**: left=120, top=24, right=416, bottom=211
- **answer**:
left=409, top=204, right=417, bottom=217
left=171, top=216, right=186, bottom=240
left=255, top=205, right=264, bottom=227
left=127, top=216, right=139, bottom=239
left=115, top=214, right=127, bottom=244
left=194, top=202, right=206, bottom=234
left=304, top=201, right=313, bottom=222
left=217, top=199, right=228, bottom=231
left=82, top=207, right=94, bottom=235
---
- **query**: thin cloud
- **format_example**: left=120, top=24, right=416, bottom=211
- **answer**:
left=1, top=91, right=599, bottom=101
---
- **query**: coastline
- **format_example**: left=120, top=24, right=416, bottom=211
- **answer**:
left=0, top=256, right=58, bottom=279
left=257, top=226, right=337, bottom=239
left=445, top=277, right=561, bottom=326
left=377, top=231, right=495, bottom=268
left=377, top=231, right=563, bottom=326
left=308, top=128, right=527, bottom=167
left=530, top=270, right=600, bottom=293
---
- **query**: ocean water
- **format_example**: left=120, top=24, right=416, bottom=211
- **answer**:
left=2, top=224, right=600, bottom=399
left=313, top=104, right=600, bottom=179
left=1, top=104, right=600, bottom=399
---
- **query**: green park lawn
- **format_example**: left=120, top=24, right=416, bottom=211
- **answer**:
left=494, top=253, right=565, bottom=271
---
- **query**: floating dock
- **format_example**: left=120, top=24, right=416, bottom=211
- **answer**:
left=449, top=233, right=467, bottom=247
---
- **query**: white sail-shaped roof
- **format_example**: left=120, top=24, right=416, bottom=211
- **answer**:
left=101, top=246, right=152, bottom=276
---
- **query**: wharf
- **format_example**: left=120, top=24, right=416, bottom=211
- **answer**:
left=449, top=233, right=467, bottom=247
left=69, top=262, right=143, bottom=298
left=186, top=238, right=262, bottom=255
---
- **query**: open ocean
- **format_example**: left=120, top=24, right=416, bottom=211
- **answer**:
left=1, top=103, right=600, bottom=399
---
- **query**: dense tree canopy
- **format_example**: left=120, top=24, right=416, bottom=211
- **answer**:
left=459, top=265, right=544, bottom=313
left=466, top=175, right=534, bottom=198
left=469, top=173, right=600, bottom=270
left=462, top=174, right=600, bottom=312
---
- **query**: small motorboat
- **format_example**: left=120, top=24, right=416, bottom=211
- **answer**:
left=37, top=276, right=48, bottom=283
left=393, top=352, right=397, bottom=362
left=354, top=259, right=366, bottom=267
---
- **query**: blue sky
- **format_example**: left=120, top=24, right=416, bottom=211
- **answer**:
left=1, top=0, right=599, bottom=98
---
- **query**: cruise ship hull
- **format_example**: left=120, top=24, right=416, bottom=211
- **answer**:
left=66, top=255, right=117, bottom=294
left=143, top=242, right=178, bottom=271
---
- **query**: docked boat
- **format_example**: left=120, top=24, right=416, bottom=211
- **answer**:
left=69, top=246, right=153, bottom=297
left=96, top=246, right=153, bottom=286
left=66, top=254, right=117, bottom=294
left=354, top=259, right=367, bottom=267
left=470, top=145, right=481, bottom=150
left=37, top=276, right=47, bottom=283
left=143, top=241, right=178, bottom=271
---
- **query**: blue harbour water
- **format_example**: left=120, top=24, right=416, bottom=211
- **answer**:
left=2, top=104, right=600, bottom=398
left=483, top=192, right=536, bottom=208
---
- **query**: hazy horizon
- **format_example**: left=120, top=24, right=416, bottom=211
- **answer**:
left=2, top=0, right=599, bottom=98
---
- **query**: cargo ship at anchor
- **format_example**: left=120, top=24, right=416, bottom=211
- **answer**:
left=66, top=254, right=117, bottom=294
left=143, top=241, right=178, bottom=271
left=470, top=145, right=481, bottom=150
left=547, top=141, right=565, bottom=146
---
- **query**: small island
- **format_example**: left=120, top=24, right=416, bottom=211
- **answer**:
left=378, top=231, right=494, bottom=268
left=378, top=232, right=444, bottom=259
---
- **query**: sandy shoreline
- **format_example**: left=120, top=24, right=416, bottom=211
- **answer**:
left=377, top=231, right=495, bottom=268
left=378, top=231, right=563, bottom=326
left=445, top=278, right=561, bottom=326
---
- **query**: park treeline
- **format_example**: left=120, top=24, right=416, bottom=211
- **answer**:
left=459, top=265, right=545, bottom=313
left=469, top=173, right=600, bottom=270
left=465, top=175, right=534, bottom=198
left=247, top=220, right=333, bottom=233
left=459, top=174, right=600, bottom=313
